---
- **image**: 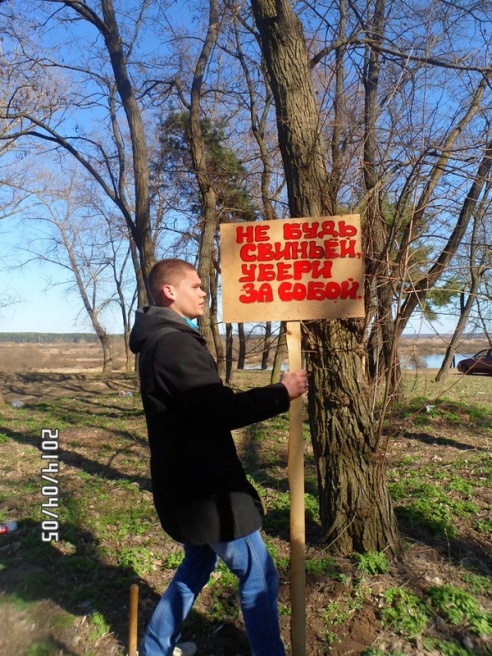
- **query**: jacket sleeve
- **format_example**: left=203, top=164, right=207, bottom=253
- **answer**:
left=153, top=331, right=290, bottom=430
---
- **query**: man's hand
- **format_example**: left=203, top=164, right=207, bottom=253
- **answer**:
left=280, top=370, right=309, bottom=400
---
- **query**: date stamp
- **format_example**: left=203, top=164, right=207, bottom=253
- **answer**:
left=41, top=429, right=60, bottom=542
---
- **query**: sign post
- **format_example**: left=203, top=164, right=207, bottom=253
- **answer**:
left=220, top=215, right=364, bottom=655
left=285, top=320, right=305, bottom=655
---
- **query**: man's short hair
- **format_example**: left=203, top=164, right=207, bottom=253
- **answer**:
left=148, top=258, right=197, bottom=305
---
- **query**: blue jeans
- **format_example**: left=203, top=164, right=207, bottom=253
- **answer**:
left=141, top=530, right=286, bottom=656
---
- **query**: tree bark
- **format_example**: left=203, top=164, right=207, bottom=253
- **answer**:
left=261, top=321, right=272, bottom=370
left=303, top=320, right=400, bottom=552
left=225, top=323, right=234, bottom=384
left=271, top=321, right=287, bottom=383
left=361, top=0, right=402, bottom=398
left=64, top=234, right=114, bottom=373
left=238, top=323, right=246, bottom=369
left=23, top=0, right=155, bottom=303
left=210, top=260, right=226, bottom=378
left=99, top=0, right=153, bottom=282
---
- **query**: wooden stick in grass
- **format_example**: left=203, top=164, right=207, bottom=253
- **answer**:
left=286, top=321, right=306, bottom=655
left=128, top=583, right=139, bottom=656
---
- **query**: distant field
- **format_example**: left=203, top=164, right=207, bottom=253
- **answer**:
left=0, top=333, right=488, bottom=373
left=398, top=334, right=488, bottom=356
left=0, top=338, right=130, bottom=373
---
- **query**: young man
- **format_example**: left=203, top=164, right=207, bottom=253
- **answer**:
left=130, top=258, right=308, bottom=656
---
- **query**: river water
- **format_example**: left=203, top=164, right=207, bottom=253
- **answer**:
left=401, top=353, right=475, bottom=370
left=246, top=353, right=477, bottom=371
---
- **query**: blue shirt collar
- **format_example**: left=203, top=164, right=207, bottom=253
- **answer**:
left=184, top=318, right=199, bottom=330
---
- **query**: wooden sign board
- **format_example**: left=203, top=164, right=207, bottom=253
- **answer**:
left=220, top=215, right=364, bottom=323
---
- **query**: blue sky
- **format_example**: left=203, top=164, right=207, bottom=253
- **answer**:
left=1, top=258, right=106, bottom=333
left=0, top=222, right=124, bottom=334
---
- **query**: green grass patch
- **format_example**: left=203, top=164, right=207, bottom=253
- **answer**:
left=305, top=556, right=338, bottom=576
left=88, top=611, right=111, bottom=640
left=422, top=639, right=475, bottom=656
left=461, top=572, right=492, bottom=597
left=353, top=551, right=390, bottom=575
left=427, top=584, right=492, bottom=635
left=381, top=587, right=430, bottom=636
left=207, top=561, right=240, bottom=621
left=117, top=546, right=155, bottom=576
left=25, top=642, right=56, bottom=656
left=0, top=592, right=35, bottom=612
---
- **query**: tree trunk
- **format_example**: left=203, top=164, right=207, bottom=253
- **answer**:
left=190, top=0, right=220, bottom=354
left=251, top=0, right=401, bottom=555
left=100, top=333, right=114, bottom=373
left=261, top=321, right=272, bottom=370
left=436, top=293, right=471, bottom=381
left=100, top=0, right=154, bottom=282
left=196, top=208, right=218, bottom=353
left=59, top=220, right=113, bottom=374
left=361, top=0, right=402, bottom=400
left=124, top=326, right=133, bottom=372
left=237, top=323, right=246, bottom=369
left=436, top=206, right=487, bottom=381
left=210, top=261, right=226, bottom=378
left=304, top=320, right=400, bottom=553
left=225, top=323, right=234, bottom=384
left=43, top=0, right=155, bottom=299
left=271, top=321, right=287, bottom=383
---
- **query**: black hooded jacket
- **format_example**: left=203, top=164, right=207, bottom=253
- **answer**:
left=129, top=305, right=290, bottom=544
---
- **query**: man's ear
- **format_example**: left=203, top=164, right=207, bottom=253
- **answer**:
left=162, top=284, right=175, bottom=302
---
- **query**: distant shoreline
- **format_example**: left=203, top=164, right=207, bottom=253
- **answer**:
left=398, top=334, right=488, bottom=355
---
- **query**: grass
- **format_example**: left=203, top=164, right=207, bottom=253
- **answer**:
left=0, top=366, right=491, bottom=655
left=379, top=583, right=492, bottom=650
left=381, top=587, right=429, bottom=637
left=353, top=551, right=391, bottom=576
left=427, top=584, right=492, bottom=635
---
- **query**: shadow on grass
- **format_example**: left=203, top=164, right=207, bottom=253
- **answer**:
left=0, top=388, right=258, bottom=654
left=0, top=518, right=156, bottom=652
left=27, top=395, right=148, bottom=446
left=0, top=422, right=151, bottom=490
left=0, top=379, right=150, bottom=486
left=396, top=509, right=492, bottom=576
left=0, top=371, right=138, bottom=401
left=242, top=415, right=320, bottom=543
left=403, top=431, right=490, bottom=452
left=0, top=518, right=250, bottom=655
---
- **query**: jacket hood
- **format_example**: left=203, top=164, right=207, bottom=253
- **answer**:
left=129, top=306, right=192, bottom=354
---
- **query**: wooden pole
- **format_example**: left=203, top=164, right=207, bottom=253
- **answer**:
left=286, top=321, right=305, bottom=656
left=128, top=583, right=139, bottom=656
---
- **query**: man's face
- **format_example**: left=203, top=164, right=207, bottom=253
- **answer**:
left=168, top=268, right=207, bottom=320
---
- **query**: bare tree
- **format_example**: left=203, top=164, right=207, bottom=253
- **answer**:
left=247, top=0, right=492, bottom=554
left=250, top=0, right=401, bottom=555
left=0, top=0, right=156, bottom=305
left=20, top=171, right=135, bottom=372
left=104, top=212, right=139, bottom=371
left=436, top=184, right=492, bottom=380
